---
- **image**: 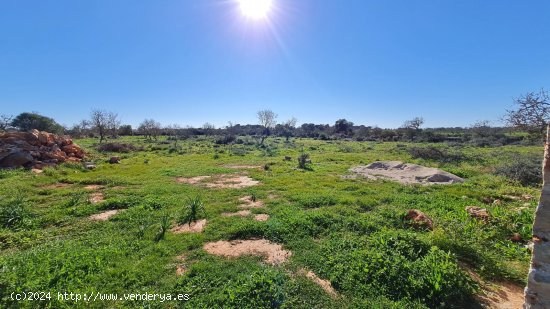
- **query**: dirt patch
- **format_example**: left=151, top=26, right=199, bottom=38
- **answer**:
left=171, top=219, right=207, bottom=234
left=175, top=176, right=211, bottom=184
left=84, top=184, right=103, bottom=190
left=176, top=175, right=260, bottom=189
left=175, top=254, right=188, bottom=276
left=224, top=165, right=262, bottom=169
left=89, top=209, right=125, bottom=221
left=203, top=239, right=291, bottom=266
left=89, top=192, right=105, bottom=204
left=238, top=196, right=265, bottom=209
left=254, top=214, right=270, bottom=222
left=40, top=183, right=72, bottom=189
left=222, top=210, right=251, bottom=217
left=299, top=269, right=338, bottom=297
left=478, top=282, right=524, bottom=309
left=350, top=161, right=464, bottom=185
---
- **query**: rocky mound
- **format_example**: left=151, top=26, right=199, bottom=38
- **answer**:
left=0, top=130, right=85, bottom=169
left=350, top=161, right=464, bottom=185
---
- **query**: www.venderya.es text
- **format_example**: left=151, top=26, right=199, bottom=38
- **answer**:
left=11, top=291, right=190, bottom=303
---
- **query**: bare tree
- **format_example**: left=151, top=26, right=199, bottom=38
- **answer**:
left=401, top=117, right=424, bottom=130
left=257, top=109, right=277, bottom=145
left=505, top=89, right=550, bottom=139
left=0, top=114, right=13, bottom=131
left=166, top=124, right=182, bottom=147
left=202, top=122, right=215, bottom=136
left=470, top=120, right=492, bottom=138
left=90, top=110, right=119, bottom=143
left=138, top=119, right=162, bottom=140
left=281, top=117, right=298, bottom=142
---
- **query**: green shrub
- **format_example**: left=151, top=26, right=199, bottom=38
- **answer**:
left=178, top=196, right=206, bottom=225
left=297, top=152, right=310, bottom=169
left=407, top=146, right=466, bottom=163
left=495, top=154, right=542, bottom=186
left=0, top=195, right=30, bottom=230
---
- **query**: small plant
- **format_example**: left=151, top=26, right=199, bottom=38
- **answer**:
left=297, top=151, right=310, bottom=169
left=179, top=195, right=206, bottom=226
left=250, top=193, right=258, bottom=202
left=64, top=192, right=85, bottom=207
left=213, top=153, right=220, bottom=159
left=154, top=215, right=171, bottom=242
left=0, top=194, right=30, bottom=229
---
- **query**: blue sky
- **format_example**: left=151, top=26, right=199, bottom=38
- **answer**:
left=1, top=0, right=549, bottom=128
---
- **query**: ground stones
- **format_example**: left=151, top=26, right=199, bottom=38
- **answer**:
left=466, top=206, right=490, bottom=222
left=404, top=209, right=434, bottom=230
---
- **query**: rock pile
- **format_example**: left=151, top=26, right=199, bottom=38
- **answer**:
left=0, top=130, right=85, bottom=169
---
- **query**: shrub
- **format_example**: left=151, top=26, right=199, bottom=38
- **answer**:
left=407, top=146, right=466, bottom=163
left=495, top=154, right=542, bottom=186
left=178, top=196, right=206, bottom=225
left=97, top=142, right=140, bottom=153
left=297, top=152, right=310, bottom=169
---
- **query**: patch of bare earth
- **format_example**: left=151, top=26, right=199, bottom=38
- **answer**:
left=175, top=255, right=187, bottom=276
left=298, top=269, right=338, bottom=298
left=462, top=263, right=524, bottom=309
left=238, top=196, right=265, bottom=209
left=254, top=214, right=269, bottom=222
left=89, top=209, right=125, bottom=221
left=171, top=219, right=207, bottom=234
left=176, top=174, right=260, bottom=189
left=89, top=192, right=105, bottom=204
left=350, top=161, right=464, bottom=185
left=40, top=183, right=72, bottom=189
left=222, top=210, right=251, bottom=217
left=84, top=184, right=103, bottom=190
left=203, top=239, right=291, bottom=266
left=224, top=165, right=262, bottom=169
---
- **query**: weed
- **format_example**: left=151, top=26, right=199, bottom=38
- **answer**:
left=179, top=196, right=206, bottom=225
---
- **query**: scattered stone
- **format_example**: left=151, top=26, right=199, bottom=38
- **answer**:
left=84, top=163, right=96, bottom=170
left=171, top=219, right=207, bottom=234
left=465, top=206, right=489, bottom=222
left=254, top=214, right=270, bottom=222
left=203, top=239, right=291, bottom=266
left=89, top=192, right=105, bottom=204
left=89, top=209, right=125, bottom=221
left=350, top=161, right=463, bottom=185
left=404, top=209, right=433, bottom=230
left=238, top=196, right=265, bottom=209
left=109, top=156, right=120, bottom=164
left=222, top=210, right=251, bottom=217
left=31, top=168, right=43, bottom=174
left=0, top=130, right=85, bottom=169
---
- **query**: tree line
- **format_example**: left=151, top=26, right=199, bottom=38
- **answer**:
left=1, top=88, right=548, bottom=145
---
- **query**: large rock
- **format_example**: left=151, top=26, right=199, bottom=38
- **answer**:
left=350, top=161, right=464, bottom=185
left=0, top=130, right=85, bottom=169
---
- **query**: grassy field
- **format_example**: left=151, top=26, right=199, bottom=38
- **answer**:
left=0, top=136, right=542, bottom=308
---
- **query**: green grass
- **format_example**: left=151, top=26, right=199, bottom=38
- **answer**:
left=0, top=136, right=540, bottom=308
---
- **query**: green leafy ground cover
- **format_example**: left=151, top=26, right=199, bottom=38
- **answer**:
left=0, top=137, right=541, bottom=308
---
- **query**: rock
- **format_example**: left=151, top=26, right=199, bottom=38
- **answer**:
left=493, top=199, right=502, bottom=205
left=305, top=159, right=312, bottom=164
left=84, top=163, right=96, bottom=170
left=350, top=161, right=463, bottom=185
left=109, top=156, right=120, bottom=164
left=465, top=206, right=489, bottom=222
left=0, top=150, right=34, bottom=168
left=510, top=233, right=522, bottom=242
left=0, top=130, right=85, bottom=169
left=404, top=209, right=434, bottom=230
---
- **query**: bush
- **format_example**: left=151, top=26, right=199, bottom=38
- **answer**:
left=97, top=142, right=141, bottom=153
left=178, top=196, right=206, bottom=225
left=495, top=154, right=542, bottom=186
left=407, top=146, right=466, bottom=163
left=297, top=152, right=310, bottom=169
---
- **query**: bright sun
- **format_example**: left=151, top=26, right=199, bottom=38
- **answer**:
left=238, top=0, right=273, bottom=19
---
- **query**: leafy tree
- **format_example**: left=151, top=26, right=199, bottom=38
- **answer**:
left=334, top=119, right=354, bottom=136
left=118, top=124, right=133, bottom=136
left=504, top=88, right=550, bottom=139
left=11, top=112, right=64, bottom=134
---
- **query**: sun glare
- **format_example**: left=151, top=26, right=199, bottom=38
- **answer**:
left=238, top=0, right=273, bottom=20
